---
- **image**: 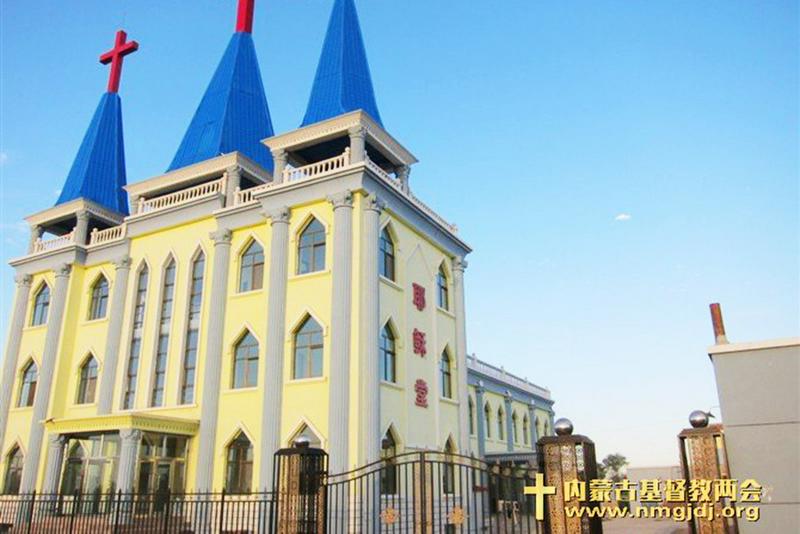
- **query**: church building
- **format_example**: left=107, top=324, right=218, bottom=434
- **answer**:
left=0, top=0, right=555, bottom=497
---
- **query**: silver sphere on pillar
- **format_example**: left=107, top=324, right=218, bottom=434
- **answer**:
left=689, top=410, right=709, bottom=428
left=293, top=436, right=311, bottom=448
left=554, top=418, right=574, bottom=436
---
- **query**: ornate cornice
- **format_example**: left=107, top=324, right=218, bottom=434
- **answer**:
left=113, top=255, right=133, bottom=270
left=14, top=274, right=33, bottom=288
left=55, top=264, right=72, bottom=278
left=364, top=193, right=385, bottom=214
left=45, top=413, right=199, bottom=437
left=264, top=206, right=290, bottom=225
left=210, top=228, right=233, bottom=246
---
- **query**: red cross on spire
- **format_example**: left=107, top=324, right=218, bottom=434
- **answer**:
left=236, top=0, right=255, bottom=33
left=99, top=30, right=139, bottom=94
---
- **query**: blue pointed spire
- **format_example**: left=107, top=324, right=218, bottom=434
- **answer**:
left=168, top=32, right=275, bottom=172
left=56, top=92, right=129, bottom=214
left=302, top=0, right=383, bottom=127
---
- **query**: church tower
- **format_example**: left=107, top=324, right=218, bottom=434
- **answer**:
left=0, top=0, right=471, bottom=497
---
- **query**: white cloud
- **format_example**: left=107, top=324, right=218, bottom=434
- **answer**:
left=614, top=213, right=632, bottom=222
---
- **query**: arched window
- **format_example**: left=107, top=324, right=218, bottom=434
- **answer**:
left=293, top=316, right=323, bottom=379
left=180, top=253, right=205, bottom=404
left=225, top=433, right=253, bottom=494
left=536, top=417, right=542, bottom=440
left=440, top=351, right=452, bottom=399
left=289, top=424, right=322, bottom=449
left=3, top=446, right=23, bottom=495
left=89, top=276, right=109, bottom=320
left=31, top=284, right=50, bottom=326
left=379, top=228, right=395, bottom=281
left=484, top=403, right=492, bottom=439
left=297, top=218, right=326, bottom=274
left=233, top=332, right=259, bottom=389
left=497, top=407, right=505, bottom=440
left=436, top=265, right=449, bottom=310
left=151, top=259, right=177, bottom=407
left=468, top=397, right=476, bottom=435
left=239, top=241, right=264, bottom=292
left=512, top=411, right=519, bottom=443
left=77, top=356, right=98, bottom=404
left=380, top=430, right=398, bottom=495
left=523, top=414, right=530, bottom=445
left=544, top=420, right=551, bottom=437
left=379, top=324, right=396, bottom=383
left=17, top=360, right=37, bottom=408
left=123, top=266, right=149, bottom=409
left=442, top=439, right=456, bottom=494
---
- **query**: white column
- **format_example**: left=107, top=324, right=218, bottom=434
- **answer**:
left=528, top=401, right=538, bottom=448
left=361, top=194, right=383, bottom=464
left=396, top=165, right=411, bottom=193
left=474, top=382, right=486, bottom=458
left=97, top=255, right=132, bottom=414
left=327, top=191, right=354, bottom=473
left=271, top=149, right=287, bottom=185
left=348, top=127, right=366, bottom=164
left=224, top=165, right=242, bottom=207
left=41, top=434, right=67, bottom=493
left=505, top=392, right=514, bottom=452
left=194, top=229, right=233, bottom=491
left=259, top=206, right=290, bottom=490
left=20, top=263, right=71, bottom=493
left=116, top=428, right=142, bottom=493
left=453, top=257, right=470, bottom=453
left=28, top=226, right=43, bottom=254
left=0, top=274, right=32, bottom=449
left=74, top=210, right=90, bottom=245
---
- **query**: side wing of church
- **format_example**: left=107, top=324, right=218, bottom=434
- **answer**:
left=0, top=0, right=555, bottom=496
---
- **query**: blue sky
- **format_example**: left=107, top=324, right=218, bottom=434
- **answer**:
left=1, top=1, right=797, bottom=467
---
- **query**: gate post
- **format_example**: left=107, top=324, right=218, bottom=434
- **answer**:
left=272, top=438, right=328, bottom=534
left=678, top=410, right=737, bottom=534
left=537, top=418, right=602, bottom=534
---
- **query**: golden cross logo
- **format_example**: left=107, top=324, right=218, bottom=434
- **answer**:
left=524, top=473, right=556, bottom=520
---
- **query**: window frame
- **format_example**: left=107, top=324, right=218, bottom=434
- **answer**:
left=122, top=266, right=149, bottom=410
left=297, top=218, right=326, bottom=275
left=436, top=265, right=449, bottom=311
left=150, top=259, right=177, bottom=407
left=293, top=316, right=324, bottom=380
left=76, top=356, right=98, bottom=405
left=179, top=253, right=205, bottom=405
left=379, top=324, right=396, bottom=383
left=31, top=283, right=50, bottom=327
left=379, top=227, right=395, bottom=281
left=238, top=240, right=265, bottom=293
left=440, top=351, right=453, bottom=399
left=3, top=446, right=23, bottom=495
left=88, top=275, right=110, bottom=321
left=232, top=331, right=259, bottom=389
left=17, top=360, right=37, bottom=408
left=225, top=433, right=253, bottom=494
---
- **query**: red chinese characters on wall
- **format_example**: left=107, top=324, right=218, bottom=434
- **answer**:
left=414, top=379, right=429, bottom=407
left=412, top=328, right=427, bottom=357
left=412, top=283, right=426, bottom=311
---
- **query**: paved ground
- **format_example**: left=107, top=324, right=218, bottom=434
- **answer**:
left=602, top=518, right=691, bottom=534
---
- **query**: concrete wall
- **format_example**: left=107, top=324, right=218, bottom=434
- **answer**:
left=708, top=338, right=800, bottom=533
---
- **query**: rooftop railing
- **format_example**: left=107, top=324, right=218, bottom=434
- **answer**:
left=32, top=231, right=75, bottom=254
left=137, top=177, right=225, bottom=215
left=468, top=357, right=551, bottom=399
left=89, top=224, right=126, bottom=246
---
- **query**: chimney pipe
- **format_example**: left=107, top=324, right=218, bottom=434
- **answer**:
left=709, top=303, right=728, bottom=344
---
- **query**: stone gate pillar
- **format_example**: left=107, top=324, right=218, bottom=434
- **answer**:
left=272, top=440, right=328, bottom=534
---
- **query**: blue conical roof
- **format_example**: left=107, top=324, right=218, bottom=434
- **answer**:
left=302, top=0, right=382, bottom=127
left=168, top=32, right=274, bottom=172
left=56, top=92, right=129, bottom=215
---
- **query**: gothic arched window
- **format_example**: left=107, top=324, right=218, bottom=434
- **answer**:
left=3, top=446, right=23, bottom=495
left=293, top=316, right=323, bottom=379
left=468, top=397, right=476, bottom=435
left=379, top=228, right=395, bottom=281
left=380, top=430, right=398, bottom=495
left=380, top=324, right=396, bottom=383
left=523, top=414, right=530, bottom=445
left=150, top=259, right=177, bottom=407
left=512, top=411, right=519, bottom=443
left=225, top=433, right=253, bottom=494
left=442, top=439, right=456, bottom=494
left=440, top=350, right=452, bottom=399
left=297, top=218, right=326, bottom=274
left=31, top=284, right=50, bottom=326
left=239, top=240, right=264, bottom=292
left=233, top=332, right=259, bottom=389
left=484, top=403, right=492, bottom=439
left=123, top=266, right=148, bottom=409
left=17, top=360, right=37, bottom=408
left=180, top=253, right=205, bottom=404
left=497, top=407, right=505, bottom=440
left=76, top=356, right=98, bottom=404
left=89, top=276, right=109, bottom=320
left=436, top=265, right=449, bottom=310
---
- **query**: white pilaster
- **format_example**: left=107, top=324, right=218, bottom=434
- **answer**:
left=348, top=127, right=367, bottom=164
left=116, top=428, right=142, bottom=493
left=453, top=257, right=470, bottom=454
left=28, top=226, right=43, bottom=254
left=396, top=165, right=411, bottom=193
left=327, top=190, right=354, bottom=473
left=74, top=210, right=90, bottom=245
left=20, top=263, right=71, bottom=493
left=504, top=392, right=514, bottom=452
left=361, top=194, right=383, bottom=464
left=259, top=206, right=290, bottom=490
left=271, top=149, right=287, bottom=185
left=41, top=434, right=67, bottom=493
left=224, top=165, right=242, bottom=207
left=194, top=228, right=233, bottom=491
left=97, top=255, right=132, bottom=414
left=0, top=274, right=32, bottom=449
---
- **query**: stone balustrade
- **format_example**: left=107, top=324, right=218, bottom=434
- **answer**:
left=32, top=231, right=75, bottom=254
left=283, top=148, right=351, bottom=183
left=137, top=177, right=225, bottom=215
left=89, top=224, right=127, bottom=246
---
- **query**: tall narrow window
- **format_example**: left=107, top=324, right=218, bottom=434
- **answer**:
left=379, top=228, right=395, bottom=281
left=225, top=433, right=253, bottom=494
left=436, top=265, right=449, bottom=310
left=497, top=408, right=505, bottom=440
left=468, top=397, right=476, bottom=435
left=76, top=356, right=98, bottom=404
left=379, top=324, right=396, bottom=383
left=31, top=284, right=50, bottom=326
left=512, top=411, right=519, bottom=443
left=123, top=267, right=148, bottom=409
left=442, top=439, right=456, bottom=495
left=484, top=403, right=492, bottom=439
left=3, top=447, right=23, bottom=495
left=380, top=430, right=398, bottom=495
left=89, top=276, right=109, bottom=320
left=440, top=351, right=452, bottom=399
left=297, top=218, right=325, bottom=274
left=17, top=361, right=37, bottom=408
left=523, top=415, right=530, bottom=445
left=180, top=254, right=205, bottom=404
left=232, top=332, right=259, bottom=389
left=151, top=260, right=176, bottom=407
left=239, top=241, right=264, bottom=292
left=293, top=316, right=323, bottom=379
